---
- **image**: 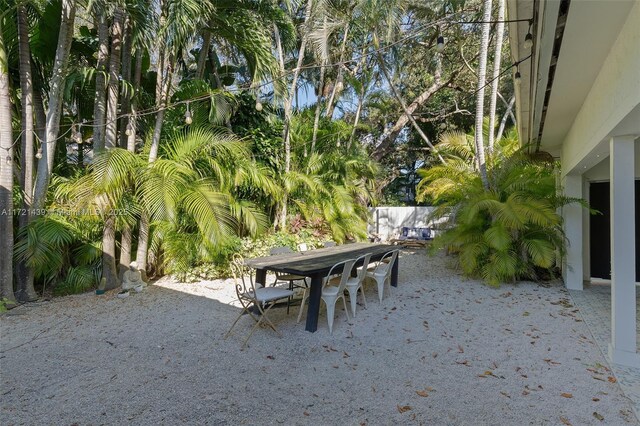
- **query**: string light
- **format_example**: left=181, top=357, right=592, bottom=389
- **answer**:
left=5, top=155, right=11, bottom=165
left=36, top=147, right=43, bottom=159
left=436, top=35, right=445, bottom=52
left=184, top=101, right=192, bottom=125
left=125, top=122, right=134, bottom=136
left=255, top=100, right=263, bottom=111
left=524, top=20, right=534, bottom=49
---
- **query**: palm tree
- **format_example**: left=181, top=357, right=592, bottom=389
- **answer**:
left=417, top=129, right=575, bottom=286
left=16, top=3, right=38, bottom=301
left=92, top=1, right=109, bottom=152
left=136, top=0, right=284, bottom=275
left=0, top=8, right=16, bottom=304
left=473, top=0, right=492, bottom=189
left=487, top=0, right=505, bottom=154
left=32, top=0, right=76, bottom=210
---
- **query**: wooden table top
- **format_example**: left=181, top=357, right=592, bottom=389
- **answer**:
left=245, top=243, right=399, bottom=276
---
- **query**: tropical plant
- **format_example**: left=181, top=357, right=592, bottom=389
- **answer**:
left=417, top=129, right=580, bottom=286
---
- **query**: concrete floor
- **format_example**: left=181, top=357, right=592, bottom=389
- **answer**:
left=570, top=283, right=640, bottom=418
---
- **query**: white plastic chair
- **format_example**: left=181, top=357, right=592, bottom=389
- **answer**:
left=365, top=250, right=398, bottom=303
left=224, top=255, right=294, bottom=349
left=297, top=259, right=356, bottom=334
left=343, top=253, right=372, bottom=317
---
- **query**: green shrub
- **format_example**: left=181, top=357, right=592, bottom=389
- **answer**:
left=179, top=228, right=329, bottom=282
left=418, top=130, right=585, bottom=286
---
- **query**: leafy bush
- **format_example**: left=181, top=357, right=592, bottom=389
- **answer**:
left=179, top=228, right=329, bottom=282
left=418, top=130, right=584, bottom=286
left=14, top=213, right=103, bottom=296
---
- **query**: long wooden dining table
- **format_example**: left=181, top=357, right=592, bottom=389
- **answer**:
left=244, top=243, right=400, bottom=332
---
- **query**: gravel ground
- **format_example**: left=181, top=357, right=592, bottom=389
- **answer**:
left=1, top=249, right=637, bottom=426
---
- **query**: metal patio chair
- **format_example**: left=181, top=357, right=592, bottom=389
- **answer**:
left=224, top=255, right=294, bottom=349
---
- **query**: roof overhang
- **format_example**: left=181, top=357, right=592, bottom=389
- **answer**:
left=508, top=0, right=637, bottom=156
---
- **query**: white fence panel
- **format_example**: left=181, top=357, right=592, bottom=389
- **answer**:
left=368, top=206, right=437, bottom=241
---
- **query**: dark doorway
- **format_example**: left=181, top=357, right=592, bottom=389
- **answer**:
left=589, top=181, right=640, bottom=280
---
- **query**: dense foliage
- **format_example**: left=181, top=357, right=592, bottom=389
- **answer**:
left=417, top=130, right=580, bottom=286
left=0, top=0, right=521, bottom=301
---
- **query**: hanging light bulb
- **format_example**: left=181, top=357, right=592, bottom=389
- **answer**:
left=125, top=122, right=134, bottom=136
left=5, top=155, right=11, bottom=165
left=436, top=35, right=445, bottom=52
left=337, top=140, right=341, bottom=147
left=36, top=147, right=43, bottom=159
left=255, top=100, right=263, bottom=111
left=514, top=70, right=522, bottom=85
left=439, top=122, right=447, bottom=130
left=524, top=20, right=534, bottom=49
left=335, top=80, right=344, bottom=92
left=184, top=102, right=193, bottom=125
left=303, top=150, right=308, bottom=158
left=524, top=33, right=533, bottom=49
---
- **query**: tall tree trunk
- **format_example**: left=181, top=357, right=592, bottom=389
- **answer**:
left=487, top=0, right=505, bottom=154
left=118, top=16, right=134, bottom=279
left=325, top=23, right=349, bottom=119
left=311, top=16, right=329, bottom=151
left=273, top=0, right=314, bottom=229
left=136, top=30, right=172, bottom=278
left=92, top=13, right=109, bottom=153
left=310, top=61, right=325, bottom=152
left=348, top=46, right=368, bottom=149
left=0, top=16, right=16, bottom=304
left=372, top=62, right=460, bottom=161
left=273, top=25, right=289, bottom=229
left=33, top=90, right=46, bottom=146
left=102, top=7, right=124, bottom=290
left=376, top=50, right=445, bottom=164
left=33, top=0, right=76, bottom=210
left=16, top=5, right=38, bottom=301
left=127, top=50, right=143, bottom=152
left=119, top=16, right=133, bottom=149
left=496, top=95, right=515, bottom=141
left=102, top=215, right=119, bottom=289
left=105, top=8, right=124, bottom=149
left=348, top=86, right=364, bottom=150
left=195, top=31, right=212, bottom=80
left=473, top=0, right=492, bottom=190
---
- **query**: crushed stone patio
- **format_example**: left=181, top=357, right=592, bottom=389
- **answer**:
left=1, top=249, right=638, bottom=425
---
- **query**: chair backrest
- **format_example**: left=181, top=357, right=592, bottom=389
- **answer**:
left=377, top=250, right=399, bottom=277
left=324, top=259, right=356, bottom=293
left=323, top=241, right=336, bottom=248
left=270, top=246, right=293, bottom=256
left=230, top=254, right=255, bottom=298
left=354, top=253, right=373, bottom=282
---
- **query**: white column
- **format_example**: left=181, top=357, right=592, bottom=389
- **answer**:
left=562, top=174, right=584, bottom=290
left=582, top=179, right=591, bottom=282
left=609, top=135, right=639, bottom=368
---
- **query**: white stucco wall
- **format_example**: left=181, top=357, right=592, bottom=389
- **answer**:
left=368, top=207, right=436, bottom=241
left=561, top=1, right=640, bottom=175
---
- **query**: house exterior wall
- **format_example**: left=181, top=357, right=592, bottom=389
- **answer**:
left=560, top=1, right=640, bottom=176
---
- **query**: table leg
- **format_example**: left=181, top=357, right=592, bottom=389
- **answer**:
left=255, top=269, right=267, bottom=287
left=391, top=256, right=399, bottom=287
left=305, top=274, right=323, bottom=332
